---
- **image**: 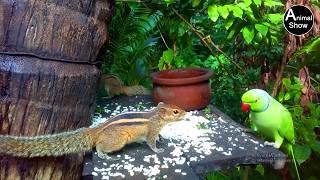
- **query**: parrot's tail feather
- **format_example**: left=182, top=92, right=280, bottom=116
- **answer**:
left=288, top=144, right=301, bottom=180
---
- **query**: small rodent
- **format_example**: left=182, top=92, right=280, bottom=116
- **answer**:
left=100, top=74, right=150, bottom=98
left=0, top=102, right=186, bottom=159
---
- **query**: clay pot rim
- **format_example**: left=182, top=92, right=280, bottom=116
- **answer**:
left=151, top=68, right=213, bottom=86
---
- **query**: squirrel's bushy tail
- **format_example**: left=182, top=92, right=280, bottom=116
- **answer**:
left=122, top=85, right=151, bottom=96
left=0, top=128, right=94, bottom=158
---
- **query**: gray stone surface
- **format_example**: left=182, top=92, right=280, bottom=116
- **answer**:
left=82, top=95, right=286, bottom=179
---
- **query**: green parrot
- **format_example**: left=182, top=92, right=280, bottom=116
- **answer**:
left=241, top=89, right=300, bottom=179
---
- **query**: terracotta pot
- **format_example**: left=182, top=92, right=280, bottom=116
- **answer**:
left=151, top=68, right=213, bottom=111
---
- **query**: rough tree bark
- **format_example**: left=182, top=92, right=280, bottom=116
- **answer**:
left=272, top=0, right=320, bottom=102
left=0, top=0, right=114, bottom=179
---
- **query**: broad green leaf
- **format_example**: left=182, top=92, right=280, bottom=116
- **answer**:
left=278, top=91, right=284, bottom=102
left=178, top=22, right=188, bottom=37
left=164, top=0, right=174, bottom=6
left=158, top=60, right=164, bottom=70
left=255, top=32, right=263, bottom=42
left=316, top=106, right=320, bottom=118
left=294, top=92, right=301, bottom=103
left=305, top=117, right=318, bottom=129
left=192, top=0, right=201, bottom=7
left=250, top=3, right=262, bottom=19
left=284, top=92, right=291, bottom=101
left=264, top=0, right=283, bottom=7
left=224, top=4, right=233, bottom=11
left=282, top=78, right=291, bottom=88
left=293, top=144, right=311, bottom=165
left=226, top=20, right=245, bottom=40
left=237, top=2, right=249, bottom=10
left=242, top=26, right=255, bottom=44
left=174, top=56, right=184, bottom=68
left=255, top=24, right=268, bottom=36
left=311, top=141, right=320, bottom=153
left=225, top=20, right=233, bottom=30
left=162, top=48, right=174, bottom=63
left=253, top=0, right=261, bottom=6
left=233, top=6, right=243, bottom=18
left=208, top=5, right=219, bottom=22
left=218, top=6, right=229, bottom=19
left=255, top=164, right=264, bottom=176
left=267, top=13, right=283, bottom=24
left=293, top=83, right=303, bottom=90
left=243, top=0, right=252, bottom=6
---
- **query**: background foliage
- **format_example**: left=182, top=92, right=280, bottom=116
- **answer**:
left=99, top=0, right=320, bottom=179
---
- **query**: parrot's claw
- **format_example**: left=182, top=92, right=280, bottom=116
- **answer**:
left=274, top=143, right=281, bottom=149
left=264, top=141, right=281, bottom=149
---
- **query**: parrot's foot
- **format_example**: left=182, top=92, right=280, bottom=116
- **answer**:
left=273, top=159, right=286, bottom=170
left=264, top=141, right=281, bottom=149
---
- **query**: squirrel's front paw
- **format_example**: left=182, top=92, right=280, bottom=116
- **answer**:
left=97, top=151, right=112, bottom=160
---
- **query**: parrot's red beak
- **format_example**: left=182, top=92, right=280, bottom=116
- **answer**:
left=241, top=102, right=250, bottom=112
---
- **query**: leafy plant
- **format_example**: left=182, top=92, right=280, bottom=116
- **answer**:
left=278, top=77, right=320, bottom=177
left=101, top=3, right=164, bottom=86
left=289, top=37, right=320, bottom=72
left=207, top=0, right=284, bottom=46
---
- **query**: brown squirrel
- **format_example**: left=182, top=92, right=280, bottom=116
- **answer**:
left=0, top=102, right=186, bottom=159
left=100, top=74, right=151, bottom=98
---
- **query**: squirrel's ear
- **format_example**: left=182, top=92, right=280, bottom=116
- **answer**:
left=157, top=102, right=165, bottom=107
left=158, top=107, right=167, bottom=118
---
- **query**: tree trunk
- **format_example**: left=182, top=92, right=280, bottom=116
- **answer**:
left=272, top=0, right=320, bottom=99
left=0, top=0, right=114, bottom=179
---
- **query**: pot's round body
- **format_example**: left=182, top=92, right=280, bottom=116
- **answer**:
left=152, top=68, right=213, bottom=111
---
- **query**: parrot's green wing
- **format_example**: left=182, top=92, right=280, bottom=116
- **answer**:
left=278, top=103, right=295, bottom=144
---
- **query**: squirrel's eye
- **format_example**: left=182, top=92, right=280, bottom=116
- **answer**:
left=173, top=110, right=179, bottom=114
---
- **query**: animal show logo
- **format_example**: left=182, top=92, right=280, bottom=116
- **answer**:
left=283, top=5, right=314, bottom=36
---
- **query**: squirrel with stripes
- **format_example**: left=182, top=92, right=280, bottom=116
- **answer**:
left=0, top=102, right=186, bottom=159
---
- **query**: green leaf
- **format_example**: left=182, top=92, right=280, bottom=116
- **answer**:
left=174, top=56, right=184, bottom=68
left=253, top=0, right=262, bottom=6
left=232, top=6, right=243, bottom=18
left=177, top=22, right=188, bottom=37
left=255, top=164, right=264, bottom=176
left=225, top=20, right=233, bottom=30
left=242, top=26, right=255, bottom=44
left=282, top=78, right=291, bottom=88
left=208, top=5, right=219, bottom=22
left=311, top=141, right=320, bottom=153
left=267, top=13, right=283, bottom=24
left=254, top=24, right=268, bottom=36
left=164, top=0, right=174, bottom=6
left=294, top=92, right=301, bottom=103
left=243, top=0, right=252, bottom=6
left=158, top=48, right=174, bottom=70
left=278, top=91, right=284, bottom=102
left=237, top=2, right=249, bottom=10
left=191, top=0, right=201, bottom=7
left=284, top=92, right=291, bottom=101
left=218, top=6, right=229, bottom=19
left=264, top=0, right=283, bottom=7
left=293, top=144, right=311, bottom=165
left=162, top=48, right=174, bottom=63
left=226, top=20, right=245, bottom=40
left=250, top=3, right=262, bottom=20
left=315, top=106, right=320, bottom=118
